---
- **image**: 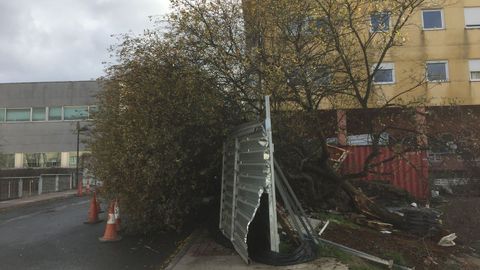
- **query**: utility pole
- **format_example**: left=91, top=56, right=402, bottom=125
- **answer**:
left=76, top=121, right=82, bottom=196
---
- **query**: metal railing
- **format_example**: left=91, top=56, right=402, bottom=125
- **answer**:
left=0, top=174, right=73, bottom=201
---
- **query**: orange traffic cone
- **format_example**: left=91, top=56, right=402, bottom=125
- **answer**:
left=84, top=192, right=103, bottom=224
left=99, top=201, right=122, bottom=242
left=114, top=199, right=121, bottom=232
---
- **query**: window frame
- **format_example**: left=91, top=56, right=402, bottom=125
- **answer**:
left=63, top=105, right=89, bottom=121
left=370, top=11, right=391, bottom=33
left=469, top=59, right=480, bottom=82
left=421, top=9, right=445, bottom=30
left=88, top=105, right=98, bottom=120
left=372, top=62, right=396, bottom=84
left=5, top=107, right=32, bottom=122
left=0, top=108, right=5, bottom=122
left=464, top=7, right=480, bottom=29
left=32, top=107, right=47, bottom=122
left=426, top=60, right=449, bottom=82
left=47, top=106, right=63, bottom=121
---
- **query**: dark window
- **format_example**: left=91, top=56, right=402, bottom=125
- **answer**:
left=422, top=10, right=443, bottom=29
left=427, top=62, right=448, bottom=82
left=371, top=12, right=390, bottom=32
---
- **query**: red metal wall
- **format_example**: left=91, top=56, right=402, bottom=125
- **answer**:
left=341, top=146, right=429, bottom=200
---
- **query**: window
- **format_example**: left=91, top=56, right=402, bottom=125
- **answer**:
left=426, top=61, right=448, bottom=82
left=371, top=12, right=390, bottom=32
left=64, top=106, right=89, bottom=120
left=48, top=106, right=62, bottom=121
left=0, top=153, right=15, bottom=168
left=69, top=151, right=88, bottom=167
left=6, top=108, right=31, bottom=122
left=88, top=105, right=98, bottom=119
left=32, top=107, right=46, bottom=121
left=373, top=63, right=395, bottom=84
left=287, top=16, right=324, bottom=36
left=469, top=60, right=480, bottom=81
left=422, top=9, right=444, bottom=30
left=0, top=108, right=5, bottom=122
left=464, top=7, right=480, bottom=28
left=24, top=152, right=61, bottom=168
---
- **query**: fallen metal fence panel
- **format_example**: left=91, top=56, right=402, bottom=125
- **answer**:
left=219, top=97, right=279, bottom=264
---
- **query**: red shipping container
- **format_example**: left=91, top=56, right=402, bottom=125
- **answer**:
left=341, top=146, right=429, bottom=200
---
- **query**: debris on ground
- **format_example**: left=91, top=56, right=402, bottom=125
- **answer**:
left=438, top=233, right=457, bottom=247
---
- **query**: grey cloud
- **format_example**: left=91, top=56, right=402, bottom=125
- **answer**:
left=0, top=0, right=170, bottom=83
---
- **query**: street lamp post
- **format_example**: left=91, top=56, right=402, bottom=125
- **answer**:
left=76, top=121, right=82, bottom=196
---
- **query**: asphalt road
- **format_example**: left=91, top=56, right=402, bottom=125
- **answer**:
left=0, top=196, right=182, bottom=270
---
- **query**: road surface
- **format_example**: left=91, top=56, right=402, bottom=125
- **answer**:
left=0, top=196, right=182, bottom=270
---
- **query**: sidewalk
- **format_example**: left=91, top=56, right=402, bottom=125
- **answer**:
left=166, top=230, right=348, bottom=270
left=0, top=189, right=78, bottom=211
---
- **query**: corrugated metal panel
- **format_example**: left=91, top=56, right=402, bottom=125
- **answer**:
left=58, top=175, right=72, bottom=191
left=42, top=175, right=56, bottom=193
left=341, top=146, right=429, bottom=200
left=219, top=121, right=279, bottom=264
left=0, top=179, right=20, bottom=201
left=22, top=178, right=39, bottom=197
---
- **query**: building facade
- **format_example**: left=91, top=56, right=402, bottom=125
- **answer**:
left=0, top=81, right=100, bottom=178
left=242, top=0, right=480, bottom=197
left=374, top=0, right=480, bottom=106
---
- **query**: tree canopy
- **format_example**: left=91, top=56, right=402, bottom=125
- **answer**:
left=91, top=0, right=433, bottom=231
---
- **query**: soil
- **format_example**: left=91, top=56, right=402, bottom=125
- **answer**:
left=322, top=221, right=476, bottom=269
left=441, top=196, right=480, bottom=246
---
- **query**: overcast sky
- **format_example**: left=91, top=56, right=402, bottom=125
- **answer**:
left=0, top=0, right=171, bottom=83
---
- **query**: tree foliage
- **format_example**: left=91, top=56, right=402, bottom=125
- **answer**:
left=91, top=0, right=435, bottom=231
left=90, top=32, right=230, bottom=232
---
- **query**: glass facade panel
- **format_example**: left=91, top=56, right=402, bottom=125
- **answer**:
left=24, top=153, right=43, bottom=168
left=48, top=107, right=62, bottom=120
left=64, top=106, right=89, bottom=120
left=45, top=152, right=61, bottom=167
left=6, top=108, right=30, bottom=122
left=32, top=107, right=46, bottom=121
left=69, top=151, right=89, bottom=167
left=0, top=153, right=15, bottom=168
left=24, top=152, right=61, bottom=168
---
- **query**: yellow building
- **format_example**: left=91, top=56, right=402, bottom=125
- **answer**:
left=374, top=0, right=480, bottom=106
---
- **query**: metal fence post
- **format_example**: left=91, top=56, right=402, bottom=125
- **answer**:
left=38, top=176, right=43, bottom=195
left=264, top=96, right=279, bottom=252
left=230, top=137, right=240, bottom=241
left=55, top=175, right=59, bottom=192
left=18, top=179, right=23, bottom=198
